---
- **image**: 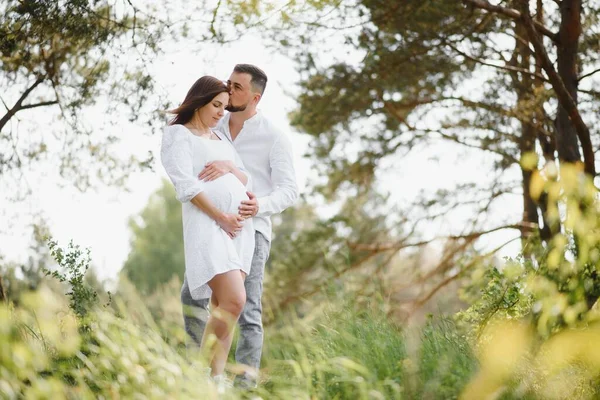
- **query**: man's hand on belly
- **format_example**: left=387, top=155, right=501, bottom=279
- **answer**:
left=198, top=160, right=234, bottom=181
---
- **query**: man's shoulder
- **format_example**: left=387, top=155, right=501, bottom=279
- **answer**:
left=256, top=112, right=286, bottom=140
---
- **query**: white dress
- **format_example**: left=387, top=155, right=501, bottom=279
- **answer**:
left=160, top=124, right=255, bottom=300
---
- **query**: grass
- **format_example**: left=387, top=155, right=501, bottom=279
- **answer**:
left=3, top=283, right=483, bottom=399
left=10, top=281, right=600, bottom=399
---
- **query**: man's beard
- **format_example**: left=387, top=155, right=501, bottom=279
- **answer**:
left=225, top=102, right=248, bottom=112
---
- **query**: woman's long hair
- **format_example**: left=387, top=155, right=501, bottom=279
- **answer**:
left=168, top=76, right=228, bottom=126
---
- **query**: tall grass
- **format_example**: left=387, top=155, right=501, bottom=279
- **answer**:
left=2, top=279, right=482, bottom=399
left=416, top=317, right=477, bottom=399
left=260, top=302, right=407, bottom=399
left=7, top=272, right=600, bottom=399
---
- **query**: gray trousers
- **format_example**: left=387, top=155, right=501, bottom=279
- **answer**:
left=181, top=231, right=270, bottom=378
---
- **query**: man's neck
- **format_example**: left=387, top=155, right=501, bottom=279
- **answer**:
left=229, top=108, right=258, bottom=141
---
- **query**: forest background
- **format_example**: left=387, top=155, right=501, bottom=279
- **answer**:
left=2, top=1, right=600, bottom=398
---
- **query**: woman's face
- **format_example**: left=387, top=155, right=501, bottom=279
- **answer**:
left=197, top=92, right=229, bottom=128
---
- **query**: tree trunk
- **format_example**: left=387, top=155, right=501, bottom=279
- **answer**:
left=518, top=0, right=595, bottom=176
left=555, top=0, right=583, bottom=164
left=0, top=275, right=5, bottom=302
left=554, top=0, right=599, bottom=308
left=512, top=20, right=540, bottom=253
left=533, top=0, right=556, bottom=242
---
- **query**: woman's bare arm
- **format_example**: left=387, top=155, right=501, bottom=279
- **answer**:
left=198, top=161, right=248, bottom=185
left=190, top=191, right=244, bottom=237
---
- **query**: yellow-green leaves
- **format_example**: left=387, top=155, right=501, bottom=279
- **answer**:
left=520, top=151, right=539, bottom=171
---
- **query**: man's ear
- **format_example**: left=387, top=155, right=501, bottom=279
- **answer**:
left=253, top=92, right=262, bottom=104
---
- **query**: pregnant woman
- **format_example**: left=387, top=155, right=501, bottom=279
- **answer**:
left=160, top=76, right=254, bottom=382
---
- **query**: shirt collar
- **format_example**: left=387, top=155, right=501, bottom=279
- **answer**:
left=215, top=114, right=232, bottom=142
left=217, top=109, right=262, bottom=142
left=243, top=110, right=262, bottom=127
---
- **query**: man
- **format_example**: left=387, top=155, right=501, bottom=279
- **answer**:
left=181, top=64, right=298, bottom=387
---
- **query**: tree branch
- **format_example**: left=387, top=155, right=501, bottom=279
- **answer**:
left=579, top=88, right=600, bottom=98
left=0, top=77, right=46, bottom=132
left=20, top=100, right=59, bottom=111
left=209, top=0, right=222, bottom=39
left=463, top=0, right=559, bottom=42
left=407, top=235, right=520, bottom=317
left=578, top=67, right=600, bottom=82
left=347, top=223, right=526, bottom=253
left=433, top=129, right=519, bottom=163
left=444, top=40, right=549, bottom=82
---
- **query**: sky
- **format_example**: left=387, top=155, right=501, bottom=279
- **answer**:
left=0, top=27, right=524, bottom=284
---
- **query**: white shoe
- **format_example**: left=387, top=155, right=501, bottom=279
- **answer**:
left=212, top=374, right=233, bottom=394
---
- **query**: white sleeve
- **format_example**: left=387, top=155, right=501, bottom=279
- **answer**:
left=257, top=133, right=298, bottom=216
left=160, top=125, right=206, bottom=202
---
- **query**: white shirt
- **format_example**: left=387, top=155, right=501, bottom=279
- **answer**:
left=216, top=110, right=298, bottom=241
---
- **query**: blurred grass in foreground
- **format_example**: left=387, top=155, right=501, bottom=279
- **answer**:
left=1, top=278, right=476, bottom=399
left=4, top=276, right=600, bottom=399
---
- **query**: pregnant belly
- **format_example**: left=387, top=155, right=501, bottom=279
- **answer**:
left=202, top=174, right=248, bottom=214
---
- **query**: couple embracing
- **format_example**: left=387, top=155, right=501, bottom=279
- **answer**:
left=160, top=64, right=298, bottom=389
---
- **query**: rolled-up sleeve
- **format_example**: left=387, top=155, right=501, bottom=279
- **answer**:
left=160, top=125, right=206, bottom=203
left=257, top=133, right=298, bottom=217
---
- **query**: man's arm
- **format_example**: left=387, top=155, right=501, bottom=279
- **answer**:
left=245, top=133, right=298, bottom=217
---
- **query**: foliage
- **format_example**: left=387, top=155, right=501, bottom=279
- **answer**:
left=518, top=163, right=600, bottom=335
left=459, top=163, right=600, bottom=337
left=7, top=241, right=600, bottom=399
left=453, top=162, right=600, bottom=398
left=219, top=0, right=600, bottom=284
left=114, top=275, right=188, bottom=350
left=0, top=220, right=50, bottom=302
left=42, top=239, right=110, bottom=331
left=261, top=301, right=407, bottom=399
left=0, top=0, right=170, bottom=192
left=121, top=179, right=185, bottom=295
left=264, top=189, right=404, bottom=318
left=3, top=231, right=475, bottom=400
left=456, top=261, right=533, bottom=341
left=0, top=286, right=218, bottom=399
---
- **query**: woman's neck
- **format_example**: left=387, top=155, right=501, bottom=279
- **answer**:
left=185, top=116, right=210, bottom=136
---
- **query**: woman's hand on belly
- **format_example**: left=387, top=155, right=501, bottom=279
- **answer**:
left=216, top=213, right=245, bottom=238
left=198, top=161, right=234, bottom=181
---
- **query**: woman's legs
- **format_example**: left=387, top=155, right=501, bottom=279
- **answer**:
left=201, top=270, right=246, bottom=376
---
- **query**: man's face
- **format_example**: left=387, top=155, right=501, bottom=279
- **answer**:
left=226, top=72, right=257, bottom=112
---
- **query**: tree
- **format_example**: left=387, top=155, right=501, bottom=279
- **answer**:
left=0, top=219, right=50, bottom=302
left=0, top=0, right=169, bottom=191
left=121, top=179, right=184, bottom=294
left=210, top=0, right=600, bottom=314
